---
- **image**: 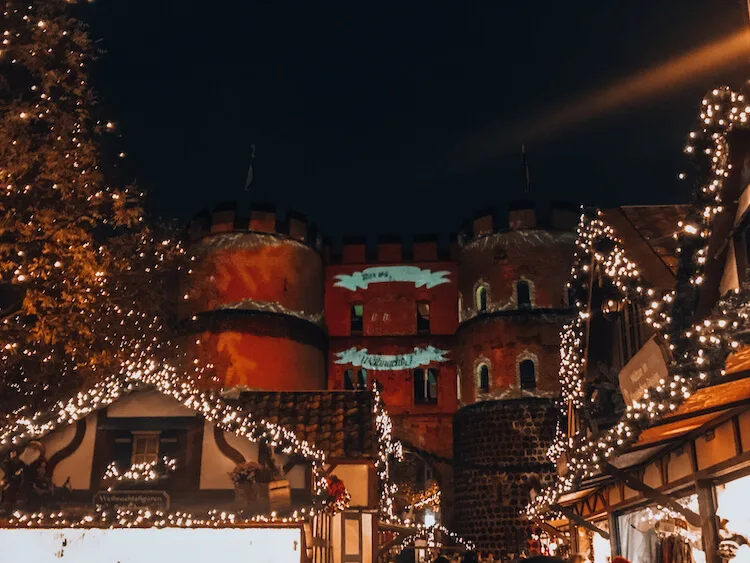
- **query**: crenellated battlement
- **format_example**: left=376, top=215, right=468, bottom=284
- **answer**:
left=188, top=202, right=323, bottom=250
left=458, top=200, right=580, bottom=245
left=326, top=233, right=460, bottom=264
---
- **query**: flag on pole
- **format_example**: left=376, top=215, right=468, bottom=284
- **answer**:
left=244, top=144, right=256, bottom=191
left=521, top=143, right=531, bottom=193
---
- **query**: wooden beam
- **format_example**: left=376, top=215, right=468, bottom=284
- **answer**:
left=538, top=521, right=566, bottom=540
left=376, top=531, right=411, bottom=559
left=603, top=463, right=702, bottom=527
left=551, top=504, right=610, bottom=539
left=697, top=480, right=721, bottom=563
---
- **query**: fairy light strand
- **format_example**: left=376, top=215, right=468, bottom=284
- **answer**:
left=526, top=85, right=750, bottom=518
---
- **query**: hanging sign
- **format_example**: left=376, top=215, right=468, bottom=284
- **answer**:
left=333, top=266, right=450, bottom=291
left=618, top=335, right=670, bottom=407
left=335, top=346, right=448, bottom=371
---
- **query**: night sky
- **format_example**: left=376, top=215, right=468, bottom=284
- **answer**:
left=83, top=1, right=748, bottom=238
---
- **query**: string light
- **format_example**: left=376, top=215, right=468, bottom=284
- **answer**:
left=395, top=523, right=476, bottom=552
left=527, top=85, right=750, bottom=518
left=5, top=507, right=313, bottom=529
left=102, top=456, right=177, bottom=487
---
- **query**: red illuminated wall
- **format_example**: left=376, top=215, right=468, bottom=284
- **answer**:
left=187, top=233, right=324, bottom=317
left=456, top=317, right=564, bottom=404
left=329, top=338, right=457, bottom=415
left=189, top=331, right=326, bottom=390
left=458, top=230, right=575, bottom=319
left=326, top=249, right=459, bottom=462
left=183, top=207, right=326, bottom=391
left=326, top=262, right=458, bottom=337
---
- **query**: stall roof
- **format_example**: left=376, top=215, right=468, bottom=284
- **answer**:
left=234, top=390, right=377, bottom=460
left=617, top=205, right=690, bottom=275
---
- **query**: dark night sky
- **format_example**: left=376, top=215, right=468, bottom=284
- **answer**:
left=83, top=1, right=749, bottom=238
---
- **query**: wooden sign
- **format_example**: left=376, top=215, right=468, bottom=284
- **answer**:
left=94, top=490, right=170, bottom=511
left=618, top=335, right=670, bottom=407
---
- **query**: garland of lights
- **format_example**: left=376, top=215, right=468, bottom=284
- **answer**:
left=396, top=523, right=476, bottom=552
left=527, top=86, right=750, bottom=518
left=4, top=507, right=313, bottom=529
left=0, top=373, right=406, bottom=525
left=373, top=382, right=403, bottom=521
left=403, top=482, right=441, bottom=511
left=0, top=366, right=329, bottom=505
left=103, top=457, right=177, bottom=488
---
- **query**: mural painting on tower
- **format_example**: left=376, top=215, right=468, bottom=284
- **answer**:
left=182, top=205, right=326, bottom=390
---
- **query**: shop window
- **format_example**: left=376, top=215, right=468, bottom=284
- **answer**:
left=414, top=368, right=438, bottom=404
left=617, top=494, right=702, bottom=563
left=520, top=359, right=536, bottom=390
left=517, top=280, right=531, bottom=309
left=350, top=303, right=363, bottom=334
left=344, top=368, right=367, bottom=390
left=131, top=431, right=160, bottom=465
left=417, top=301, right=431, bottom=333
left=475, top=285, right=488, bottom=312
left=477, top=364, right=490, bottom=392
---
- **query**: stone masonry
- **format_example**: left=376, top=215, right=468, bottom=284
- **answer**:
left=453, top=398, right=557, bottom=553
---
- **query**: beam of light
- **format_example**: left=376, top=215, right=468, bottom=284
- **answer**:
left=459, top=28, right=750, bottom=164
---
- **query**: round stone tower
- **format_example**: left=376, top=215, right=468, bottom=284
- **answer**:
left=181, top=202, right=326, bottom=390
left=453, top=399, right=558, bottom=553
left=453, top=201, right=577, bottom=552
left=456, top=201, right=577, bottom=403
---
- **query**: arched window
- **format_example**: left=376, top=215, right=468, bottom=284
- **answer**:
left=520, top=359, right=536, bottom=390
left=477, top=364, right=490, bottom=392
left=345, top=368, right=367, bottom=390
left=475, top=285, right=488, bottom=312
left=517, top=280, right=531, bottom=309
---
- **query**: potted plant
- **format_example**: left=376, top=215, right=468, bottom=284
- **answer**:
left=229, top=461, right=262, bottom=508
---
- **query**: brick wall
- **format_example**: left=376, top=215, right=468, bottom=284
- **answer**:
left=325, top=262, right=458, bottom=337
left=453, top=399, right=557, bottom=552
left=456, top=315, right=568, bottom=404
left=458, top=230, right=575, bottom=321
left=329, top=338, right=458, bottom=418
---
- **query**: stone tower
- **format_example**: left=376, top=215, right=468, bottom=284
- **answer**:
left=452, top=201, right=577, bottom=552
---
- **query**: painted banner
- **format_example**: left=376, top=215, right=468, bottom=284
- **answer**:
left=334, top=266, right=450, bottom=291
left=335, top=346, right=448, bottom=371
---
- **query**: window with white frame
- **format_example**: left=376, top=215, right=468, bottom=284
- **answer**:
left=414, top=368, right=438, bottom=404
left=131, top=431, right=160, bottom=465
left=477, top=363, right=490, bottom=392
left=516, top=280, right=531, bottom=309
left=475, top=285, right=488, bottom=312
left=519, top=359, right=536, bottom=390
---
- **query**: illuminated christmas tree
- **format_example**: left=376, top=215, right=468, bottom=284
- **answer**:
left=0, top=0, right=182, bottom=413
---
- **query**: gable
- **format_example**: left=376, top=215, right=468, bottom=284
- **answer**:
left=106, top=389, right=197, bottom=419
